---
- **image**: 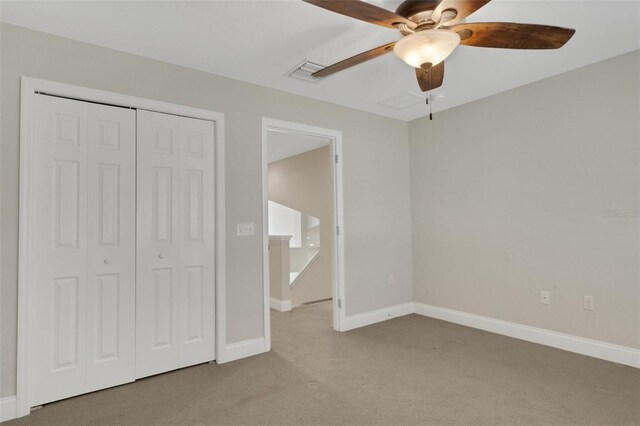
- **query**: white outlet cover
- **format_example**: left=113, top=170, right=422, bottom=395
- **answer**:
left=583, top=295, right=595, bottom=311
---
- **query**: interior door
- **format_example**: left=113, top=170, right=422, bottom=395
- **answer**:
left=29, top=94, right=136, bottom=406
left=136, top=110, right=215, bottom=378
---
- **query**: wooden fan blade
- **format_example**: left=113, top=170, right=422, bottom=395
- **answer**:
left=432, top=0, right=491, bottom=25
left=452, top=23, right=576, bottom=49
left=313, top=42, right=396, bottom=78
left=303, top=0, right=416, bottom=29
left=415, top=62, right=445, bottom=92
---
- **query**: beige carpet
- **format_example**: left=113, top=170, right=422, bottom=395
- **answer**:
left=5, top=302, right=639, bottom=425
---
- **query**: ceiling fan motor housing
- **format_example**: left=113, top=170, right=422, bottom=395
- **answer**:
left=395, top=0, right=440, bottom=19
left=395, top=0, right=456, bottom=29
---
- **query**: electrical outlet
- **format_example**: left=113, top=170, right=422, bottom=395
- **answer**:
left=237, top=223, right=254, bottom=236
left=583, top=295, right=595, bottom=311
left=540, top=290, right=550, bottom=305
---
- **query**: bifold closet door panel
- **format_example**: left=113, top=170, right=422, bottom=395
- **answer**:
left=136, top=110, right=215, bottom=379
left=30, top=95, right=136, bottom=406
left=136, top=110, right=180, bottom=378
left=85, top=103, right=137, bottom=392
left=31, top=95, right=88, bottom=406
left=176, top=115, right=215, bottom=369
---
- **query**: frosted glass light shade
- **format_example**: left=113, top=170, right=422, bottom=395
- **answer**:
left=393, top=30, right=461, bottom=68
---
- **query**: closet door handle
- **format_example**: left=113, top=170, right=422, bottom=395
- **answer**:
left=103, top=257, right=112, bottom=265
left=158, top=253, right=166, bottom=259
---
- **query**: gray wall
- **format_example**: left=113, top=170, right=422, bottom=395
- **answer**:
left=0, top=24, right=414, bottom=397
left=269, top=146, right=333, bottom=305
left=409, top=50, right=640, bottom=349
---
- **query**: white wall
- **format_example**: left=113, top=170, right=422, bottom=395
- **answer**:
left=268, top=201, right=302, bottom=248
left=409, top=50, right=640, bottom=349
left=0, top=24, right=414, bottom=397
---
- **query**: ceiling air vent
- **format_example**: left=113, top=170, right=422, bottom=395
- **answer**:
left=287, top=59, right=328, bottom=83
left=378, top=92, right=427, bottom=110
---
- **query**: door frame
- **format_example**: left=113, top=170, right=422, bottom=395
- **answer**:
left=261, top=118, right=346, bottom=347
left=16, top=77, right=226, bottom=417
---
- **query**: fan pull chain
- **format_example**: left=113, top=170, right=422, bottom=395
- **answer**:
left=429, top=93, right=433, bottom=121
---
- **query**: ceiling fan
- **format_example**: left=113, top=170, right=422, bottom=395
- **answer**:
left=303, top=0, right=576, bottom=95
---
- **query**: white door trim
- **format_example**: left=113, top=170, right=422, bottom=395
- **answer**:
left=17, top=77, right=226, bottom=417
left=261, top=118, right=346, bottom=346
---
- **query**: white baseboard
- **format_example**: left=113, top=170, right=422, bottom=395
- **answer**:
left=413, top=303, right=640, bottom=369
left=270, top=297, right=292, bottom=312
left=342, top=302, right=413, bottom=332
left=1, top=396, right=17, bottom=422
left=217, top=337, right=266, bottom=364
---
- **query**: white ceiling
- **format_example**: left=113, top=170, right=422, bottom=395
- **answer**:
left=2, top=1, right=639, bottom=121
left=267, top=129, right=330, bottom=163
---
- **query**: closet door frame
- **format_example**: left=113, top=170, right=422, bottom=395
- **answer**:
left=16, top=77, right=226, bottom=418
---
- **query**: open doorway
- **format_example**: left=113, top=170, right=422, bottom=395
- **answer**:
left=261, top=119, right=345, bottom=349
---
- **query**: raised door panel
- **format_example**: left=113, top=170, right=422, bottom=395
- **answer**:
left=52, top=160, right=81, bottom=249
left=136, top=110, right=180, bottom=379
left=94, top=274, right=120, bottom=361
left=153, top=167, right=174, bottom=243
left=86, top=103, right=136, bottom=392
left=97, top=164, right=120, bottom=247
left=185, top=171, right=203, bottom=242
left=51, top=277, right=81, bottom=370
left=185, top=266, right=204, bottom=342
left=152, top=268, right=174, bottom=348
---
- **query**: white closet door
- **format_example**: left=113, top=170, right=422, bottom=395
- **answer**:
left=30, top=95, right=136, bottom=406
left=136, top=110, right=215, bottom=378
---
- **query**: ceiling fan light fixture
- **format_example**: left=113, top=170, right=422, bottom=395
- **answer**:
left=393, top=29, right=461, bottom=68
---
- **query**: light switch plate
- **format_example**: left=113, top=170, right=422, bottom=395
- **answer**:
left=237, top=223, right=254, bottom=236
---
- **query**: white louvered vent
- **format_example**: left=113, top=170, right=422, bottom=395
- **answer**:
left=378, top=92, right=427, bottom=110
left=287, top=59, right=328, bottom=83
